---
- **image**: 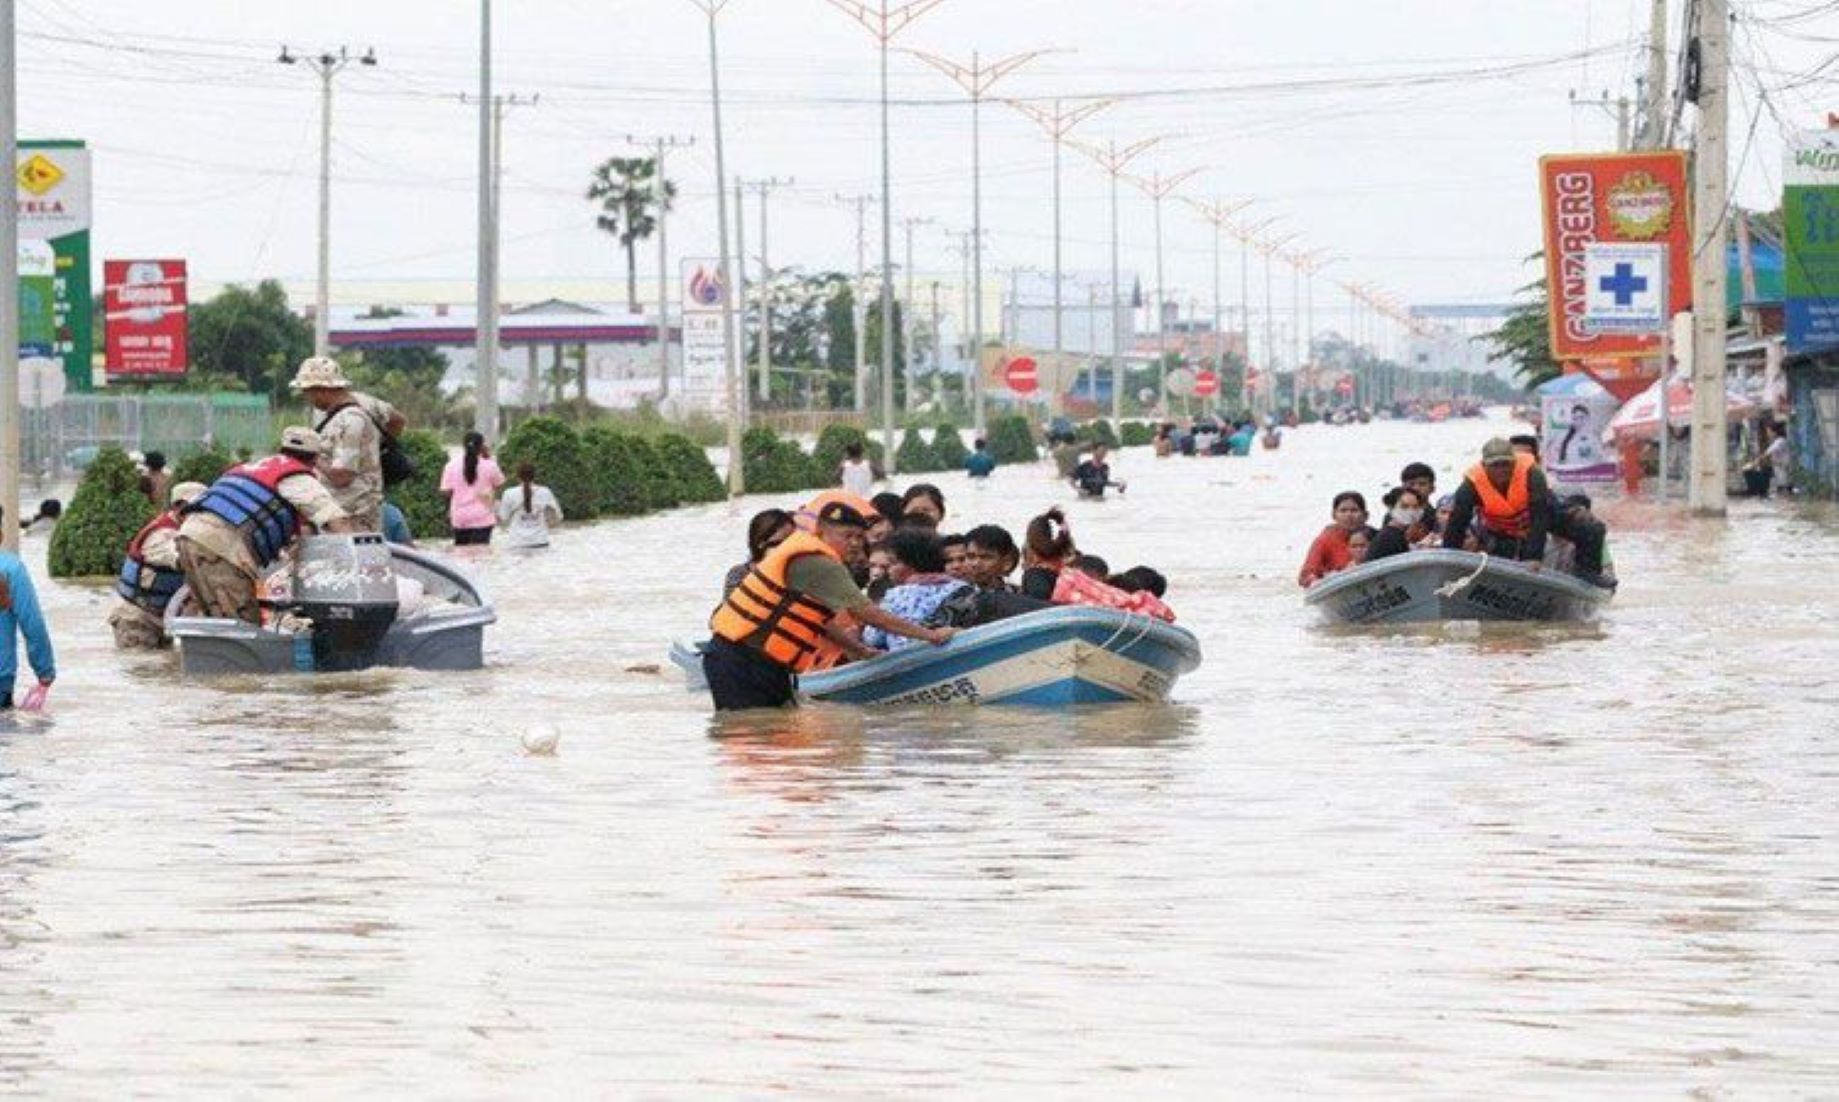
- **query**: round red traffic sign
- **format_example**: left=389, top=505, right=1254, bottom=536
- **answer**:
left=1005, top=355, right=1039, bottom=394
left=1193, top=369, right=1219, bottom=398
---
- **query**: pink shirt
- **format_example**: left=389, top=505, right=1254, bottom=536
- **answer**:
left=441, top=455, right=504, bottom=530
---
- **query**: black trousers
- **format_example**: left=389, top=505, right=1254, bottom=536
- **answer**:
left=703, top=637, right=796, bottom=711
left=1547, top=510, right=1606, bottom=576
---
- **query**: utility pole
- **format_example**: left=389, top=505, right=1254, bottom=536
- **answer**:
left=629, top=134, right=694, bottom=400
left=1258, top=232, right=1300, bottom=417
left=460, top=90, right=538, bottom=433
left=836, top=193, right=875, bottom=413
left=820, top=0, right=947, bottom=472
left=928, top=280, right=942, bottom=405
left=1127, top=165, right=1204, bottom=410
left=947, top=229, right=973, bottom=408
left=907, top=48, right=1058, bottom=434
left=279, top=44, right=377, bottom=361
left=1571, top=90, right=1633, bottom=151
left=1070, top=135, right=1163, bottom=428
left=1233, top=215, right=1280, bottom=412
left=690, top=0, right=743, bottom=495
left=1642, top=0, right=1669, bottom=148
left=740, top=176, right=793, bottom=404
left=1, top=0, right=18, bottom=550
left=732, top=180, right=749, bottom=425
left=1186, top=199, right=1254, bottom=412
left=1688, top=0, right=1729, bottom=514
left=899, top=215, right=933, bottom=413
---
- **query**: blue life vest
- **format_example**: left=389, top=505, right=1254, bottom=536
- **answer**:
left=190, top=455, right=313, bottom=568
left=115, top=511, right=186, bottom=614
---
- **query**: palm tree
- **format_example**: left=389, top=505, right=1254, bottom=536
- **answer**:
left=586, top=157, right=677, bottom=314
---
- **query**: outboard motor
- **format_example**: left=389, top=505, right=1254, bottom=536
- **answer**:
left=291, top=533, right=399, bottom=672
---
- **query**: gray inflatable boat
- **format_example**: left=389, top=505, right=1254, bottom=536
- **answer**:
left=1305, top=549, right=1611, bottom=625
left=168, top=535, right=496, bottom=675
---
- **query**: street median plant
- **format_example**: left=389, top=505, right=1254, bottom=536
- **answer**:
left=49, top=446, right=157, bottom=579
left=172, top=447, right=234, bottom=486
left=500, top=416, right=598, bottom=521
left=929, top=423, right=969, bottom=470
left=895, top=427, right=938, bottom=474
left=654, top=434, right=727, bottom=504
left=987, top=414, right=1039, bottom=464
left=1119, top=421, right=1156, bottom=447
left=743, top=426, right=823, bottom=494
left=393, top=430, right=453, bottom=541
left=580, top=426, right=652, bottom=517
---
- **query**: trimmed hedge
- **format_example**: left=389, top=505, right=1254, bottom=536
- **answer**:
left=930, top=423, right=969, bottom=470
left=393, top=430, right=454, bottom=541
left=500, top=416, right=598, bottom=521
left=987, top=414, right=1039, bottom=464
left=580, top=426, right=651, bottom=517
left=743, top=426, right=824, bottom=494
left=172, top=447, right=234, bottom=486
left=1120, top=421, right=1156, bottom=447
left=812, top=423, right=883, bottom=479
left=895, top=427, right=937, bottom=474
left=49, top=446, right=157, bottom=579
left=1078, top=420, right=1120, bottom=449
left=655, top=435, right=726, bottom=504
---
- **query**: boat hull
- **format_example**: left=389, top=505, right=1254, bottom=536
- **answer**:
left=1304, top=549, right=1610, bottom=625
left=674, top=606, right=1202, bottom=706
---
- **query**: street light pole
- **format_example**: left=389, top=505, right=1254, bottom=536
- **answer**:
left=1185, top=198, right=1254, bottom=414
left=900, top=214, right=933, bottom=414
left=1, top=0, right=18, bottom=550
left=1126, top=166, right=1203, bottom=410
left=836, top=193, right=875, bottom=413
left=279, top=44, right=377, bottom=362
left=688, top=0, right=744, bottom=495
left=738, top=176, right=792, bottom=404
left=1069, top=135, right=1162, bottom=429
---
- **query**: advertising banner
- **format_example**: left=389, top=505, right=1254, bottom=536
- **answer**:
left=1538, top=377, right=1619, bottom=483
left=15, top=141, right=93, bottom=392
left=678, top=258, right=733, bottom=411
left=16, top=240, right=57, bottom=358
left=1784, top=131, right=1839, bottom=356
left=1540, top=151, right=1692, bottom=360
left=104, top=259, right=189, bottom=376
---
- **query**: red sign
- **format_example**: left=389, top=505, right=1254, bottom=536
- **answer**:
left=104, top=259, right=188, bottom=376
left=1539, top=152, right=1691, bottom=361
left=1336, top=376, right=1355, bottom=396
left=1193, top=369, right=1219, bottom=397
left=1004, top=355, right=1039, bottom=394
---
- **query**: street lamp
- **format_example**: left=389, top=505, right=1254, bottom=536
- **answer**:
left=1126, top=166, right=1204, bottom=409
left=685, top=0, right=745, bottom=495
left=1069, top=134, right=1164, bottom=429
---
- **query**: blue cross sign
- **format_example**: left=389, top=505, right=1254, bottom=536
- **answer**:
left=1598, top=263, right=1649, bottom=306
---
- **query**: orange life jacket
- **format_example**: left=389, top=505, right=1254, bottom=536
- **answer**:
left=710, top=530, right=847, bottom=671
left=1465, top=453, right=1536, bottom=538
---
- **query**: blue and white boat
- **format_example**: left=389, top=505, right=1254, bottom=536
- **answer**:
left=672, top=606, right=1203, bottom=706
left=1305, top=549, right=1611, bottom=625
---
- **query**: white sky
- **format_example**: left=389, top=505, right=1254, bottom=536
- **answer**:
left=14, top=0, right=1832, bottom=320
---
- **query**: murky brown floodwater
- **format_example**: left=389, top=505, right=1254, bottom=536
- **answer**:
left=3, top=415, right=1837, bottom=1096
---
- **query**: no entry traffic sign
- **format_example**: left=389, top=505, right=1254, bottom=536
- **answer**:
left=1005, top=355, right=1039, bottom=394
left=1193, top=369, right=1219, bottom=398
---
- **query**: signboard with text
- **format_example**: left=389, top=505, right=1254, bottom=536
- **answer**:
left=1785, top=130, right=1839, bottom=355
left=15, top=141, right=93, bottom=392
left=679, top=258, right=733, bottom=412
left=1540, top=151, right=1691, bottom=360
left=104, top=259, right=189, bottom=376
left=1582, top=242, right=1667, bottom=335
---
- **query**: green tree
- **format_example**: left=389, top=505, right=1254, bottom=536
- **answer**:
left=187, top=280, right=314, bottom=398
left=930, top=423, right=969, bottom=470
left=987, top=415, right=1038, bottom=464
left=587, top=157, right=677, bottom=313
left=1482, top=256, right=1561, bottom=391
left=49, top=447, right=157, bottom=578
left=392, top=430, right=454, bottom=541
left=499, top=416, right=598, bottom=520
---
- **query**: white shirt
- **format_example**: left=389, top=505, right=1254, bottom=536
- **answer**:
left=1763, top=436, right=1790, bottom=479
left=496, top=484, right=563, bottom=549
left=839, top=458, right=876, bottom=498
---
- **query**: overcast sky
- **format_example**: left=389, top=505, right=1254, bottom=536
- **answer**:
left=14, top=0, right=1829, bottom=320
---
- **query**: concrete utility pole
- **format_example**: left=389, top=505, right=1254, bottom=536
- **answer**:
left=947, top=229, right=973, bottom=406
left=689, top=0, right=744, bottom=495
left=1070, top=135, right=1163, bottom=428
left=629, top=134, right=694, bottom=400
left=461, top=89, right=537, bottom=434
left=732, top=180, right=749, bottom=425
left=279, top=43, right=377, bottom=361
left=2, top=0, right=19, bottom=550
left=899, top=214, right=933, bottom=413
left=1258, top=231, right=1300, bottom=416
left=740, top=176, right=793, bottom=403
left=907, top=48, right=1057, bottom=434
left=928, top=279, right=942, bottom=404
left=1009, top=97, right=1113, bottom=416
left=1642, top=0, right=1669, bottom=148
left=1185, top=198, right=1254, bottom=412
left=1233, top=215, right=1280, bottom=411
left=1688, top=0, right=1729, bottom=514
left=1571, top=90, right=1633, bottom=151
left=1127, top=166, right=1204, bottom=410
left=836, top=193, right=875, bottom=413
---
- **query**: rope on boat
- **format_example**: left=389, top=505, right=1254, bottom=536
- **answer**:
left=1435, top=553, right=1491, bottom=598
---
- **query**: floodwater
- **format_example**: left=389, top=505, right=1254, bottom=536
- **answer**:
left=4, top=415, right=1837, bottom=1097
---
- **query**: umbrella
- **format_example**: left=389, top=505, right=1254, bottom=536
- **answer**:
left=1606, top=374, right=1753, bottom=441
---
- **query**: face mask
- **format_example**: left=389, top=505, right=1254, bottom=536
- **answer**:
left=1392, top=507, right=1424, bottom=526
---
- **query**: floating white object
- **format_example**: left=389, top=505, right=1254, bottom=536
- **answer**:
left=521, top=725, right=560, bottom=756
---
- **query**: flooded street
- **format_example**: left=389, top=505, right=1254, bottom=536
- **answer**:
left=4, top=416, right=1837, bottom=1095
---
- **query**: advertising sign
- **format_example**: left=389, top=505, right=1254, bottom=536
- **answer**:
left=678, top=258, right=733, bottom=411
left=1539, top=377, right=1619, bottom=483
left=16, top=240, right=57, bottom=358
left=104, top=259, right=189, bottom=376
left=1785, top=131, right=1839, bottom=355
left=1582, top=242, right=1667, bottom=334
left=1540, top=151, right=1692, bottom=360
left=16, top=141, right=93, bottom=392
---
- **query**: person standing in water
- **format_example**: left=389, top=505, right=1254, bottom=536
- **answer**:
left=442, top=431, right=505, bottom=546
left=497, top=462, right=564, bottom=551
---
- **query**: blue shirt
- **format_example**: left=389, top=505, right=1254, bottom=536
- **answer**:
left=0, top=552, right=57, bottom=696
left=382, top=502, right=414, bottom=545
left=965, top=452, right=996, bottom=478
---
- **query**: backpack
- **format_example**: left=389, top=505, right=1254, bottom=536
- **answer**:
left=317, top=401, right=417, bottom=488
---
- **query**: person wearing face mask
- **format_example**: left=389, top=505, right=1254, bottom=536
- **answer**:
left=1364, top=486, right=1429, bottom=563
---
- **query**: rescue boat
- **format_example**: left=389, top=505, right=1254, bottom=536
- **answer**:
left=1304, top=548, right=1611, bottom=625
left=673, top=605, right=1203, bottom=706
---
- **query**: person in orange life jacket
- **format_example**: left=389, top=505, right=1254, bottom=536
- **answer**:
left=704, top=502, right=956, bottom=711
left=108, top=480, right=209, bottom=650
left=1506, top=434, right=1612, bottom=587
left=1441, top=437, right=1552, bottom=567
left=175, top=427, right=359, bottom=626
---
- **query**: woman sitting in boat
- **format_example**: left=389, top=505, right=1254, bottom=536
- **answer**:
left=862, top=529, right=974, bottom=653
left=723, top=508, right=796, bottom=597
left=1297, top=491, right=1370, bottom=587
left=899, top=483, right=947, bottom=531
left=1363, top=486, right=1429, bottom=564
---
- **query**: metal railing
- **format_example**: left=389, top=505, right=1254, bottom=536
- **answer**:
left=23, top=394, right=274, bottom=482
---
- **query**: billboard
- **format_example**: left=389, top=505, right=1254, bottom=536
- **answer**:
left=678, top=258, right=733, bottom=412
left=104, top=259, right=189, bottom=376
left=16, top=241, right=57, bottom=358
left=1785, top=131, right=1839, bottom=356
left=15, top=141, right=93, bottom=392
left=1539, top=151, right=1692, bottom=361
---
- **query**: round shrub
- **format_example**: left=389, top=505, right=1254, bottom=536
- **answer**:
left=629, top=436, right=681, bottom=511
left=812, top=423, right=883, bottom=479
left=895, top=427, right=937, bottom=474
left=1119, top=421, right=1156, bottom=447
left=655, top=433, right=727, bottom=504
left=499, top=416, right=597, bottom=521
left=48, top=446, right=157, bottom=579
left=1078, top=419, right=1120, bottom=449
left=987, top=414, right=1039, bottom=464
left=743, top=426, right=822, bottom=494
left=172, top=447, right=234, bottom=486
left=579, top=426, right=651, bottom=517
left=392, top=430, right=454, bottom=541
left=930, top=423, right=969, bottom=470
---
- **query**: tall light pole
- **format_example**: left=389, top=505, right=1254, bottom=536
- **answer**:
left=1008, top=97, right=1113, bottom=417
left=1257, top=231, right=1301, bottom=417
left=899, top=214, right=934, bottom=414
left=835, top=192, right=876, bottom=413
left=1231, top=215, right=1280, bottom=412
left=739, top=176, right=793, bottom=404
left=906, top=48, right=1057, bottom=434
left=629, top=134, right=694, bottom=401
left=1185, top=198, right=1254, bottom=414
left=820, top=0, right=946, bottom=473
left=1070, top=136, right=1163, bottom=428
left=1, top=0, right=19, bottom=550
left=688, top=0, right=744, bottom=495
left=278, top=44, right=377, bottom=362
left=460, top=88, right=537, bottom=434
left=1126, top=166, right=1203, bottom=409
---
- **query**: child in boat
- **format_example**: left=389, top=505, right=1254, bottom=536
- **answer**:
left=940, top=533, right=971, bottom=581
left=1298, top=491, right=1369, bottom=587
left=1021, top=508, right=1076, bottom=599
left=961, top=524, right=1021, bottom=592
left=865, top=540, right=895, bottom=602
left=862, top=529, right=975, bottom=652
left=723, top=508, right=796, bottom=597
left=1347, top=529, right=1372, bottom=564
left=1100, top=566, right=1176, bottom=622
